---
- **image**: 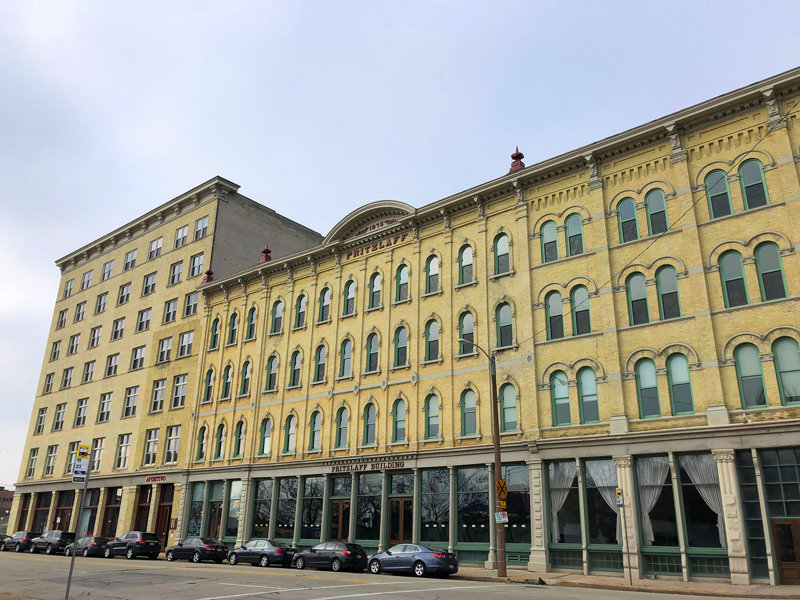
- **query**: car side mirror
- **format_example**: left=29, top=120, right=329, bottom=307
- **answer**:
left=310, top=548, right=316, bottom=553
left=386, top=550, right=392, bottom=555
left=178, top=543, right=183, bottom=547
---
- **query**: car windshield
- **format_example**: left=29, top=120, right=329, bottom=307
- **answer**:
left=271, top=541, right=290, bottom=548
left=200, top=538, right=218, bottom=545
left=387, top=544, right=405, bottom=553
left=142, top=534, right=160, bottom=541
left=62, top=533, right=75, bottom=540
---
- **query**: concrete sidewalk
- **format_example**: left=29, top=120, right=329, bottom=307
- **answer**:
left=453, top=565, right=800, bottom=599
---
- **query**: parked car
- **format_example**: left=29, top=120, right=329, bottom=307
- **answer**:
left=293, top=542, right=367, bottom=572
left=227, top=539, right=295, bottom=567
left=29, top=530, right=75, bottom=555
left=1, top=531, right=41, bottom=553
left=165, top=537, right=228, bottom=563
left=104, top=531, right=161, bottom=559
left=64, top=536, right=109, bottom=557
left=367, top=544, right=458, bottom=577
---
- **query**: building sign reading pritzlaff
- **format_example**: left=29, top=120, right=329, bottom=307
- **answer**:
left=330, top=460, right=406, bottom=473
left=346, top=232, right=408, bottom=260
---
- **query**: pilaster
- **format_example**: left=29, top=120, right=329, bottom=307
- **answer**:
left=412, top=468, right=421, bottom=544
left=268, top=477, right=278, bottom=540
left=117, top=485, right=138, bottom=534
left=348, top=472, right=357, bottom=542
left=69, top=489, right=83, bottom=531
left=200, top=481, right=211, bottom=537
left=237, top=476, right=251, bottom=547
left=146, top=485, right=160, bottom=533
left=93, top=488, right=108, bottom=536
left=485, top=463, right=497, bottom=569
left=219, top=480, right=231, bottom=541
left=713, top=449, right=749, bottom=585
left=6, top=493, right=23, bottom=535
left=377, top=470, right=389, bottom=552
left=292, top=476, right=303, bottom=549
left=613, top=455, right=640, bottom=581
left=448, top=466, right=456, bottom=554
left=320, top=474, right=331, bottom=543
left=527, top=458, right=548, bottom=572
left=44, top=493, right=57, bottom=531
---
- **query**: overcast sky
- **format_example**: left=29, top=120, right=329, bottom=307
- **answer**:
left=1, top=1, right=798, bottom=490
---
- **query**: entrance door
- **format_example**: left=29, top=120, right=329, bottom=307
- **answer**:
left=154, top=486, right=173, bottom=548
left=389, top=498, right=413, bottom=546
left=773, top=520, right=800, bottom=584
left=329, top=500, right=350, bottom=542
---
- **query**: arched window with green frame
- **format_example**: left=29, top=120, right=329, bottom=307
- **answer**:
left=570, top=285, right=590, bottom=335
left=393, top=326, right=408, bottom=367
left=368, top=273, right=382, bottom=309
left=626, top=272, right=649, bottom=325
left=617, top=198, right=638, bottom=243
left=545, top=291, right=564, bottom=339
left=425, top=255, right=439, bottom=294
left=666, top=353, right=693, bottom=414
left=318, top=287, right=331, bottom=322
left=294, top=295, right=306, bottom=328
left=270, top=300, right=283, bottom=333
left=550, top=370, right=570, bottom=426
left=227, top=313, right=238, bottom=344
left=362, top=404, right=376, bottom=445
left=288, top=351, right=301, bottom=387
left=656, top=266, right=681, bottom=320
left=424, top=319, right=439, bottom=361
left=214, top=423, right=226, bottom=459
left=578, top=367, right=599, bottom=423
left=635, top=358, right=660, bottom=418
left=424, top=394, right=439, bottom=439
left=458, top=245, right=474, bottom=284
left=209, top=318, right=220, bottom=349
left=203, top=368, right=214, bottom=403
left=233, top=420, right=245, bottom=457
left=196, top=425, right=207, bottom=461
left=460, top=389, right=477, bottom=436
left=734, top=343, right=767, bottom=408
left=719, top=250, right=748, bottom=308
left=313, top=344, right=327, bottom=382
left=339, top=339, right=352, bottom=377
left=221, top=365, right=232, bottom=399
left=565, top=213, right=584, bottom=256
left=343, top=280, right=355, bottom=315
left=773, top=337, right=800, bottom=404
left=739, top=158, right=769, bottom=210
left=283, top=415, right=296, bottom=453
left=308, top=411, right=321, bottom=451
left=645, top=188, right=668, bottom=235
left=755, top=242, right=787, bottom=301
left=245, top=307, right=257, bottom=339
left=392, top=399, right=406, bottom=442
left=265, top=356, right=278, bottom=391
left=365, top=333, right=379, bottom=372
left=258, top=418, right=272, bottom=455
left=458, top=311, right=474, bottom=355
left=494, top=233, right=510, bottom=274
left=706, top=169, right=732, bottom=218
left=540, top=221, right=558, bottom=263
left=496, top=302, right=513, bottom=348
left=499, top=383, right=517, bottom=432
left=240, top=361, right=252, bottom=395
left=395, top=264, right=409, bottom=301
left=334, top=407, right=348, bottom=448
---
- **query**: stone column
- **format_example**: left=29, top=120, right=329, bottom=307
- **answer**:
left=448, top=466, right=456, bottom=554
left=268, top=478, right=278, bottom=540
left=348, top=472, right=357, bottom=542
left=219, top=480, right=231, bottom=541
left=292, top=476, right=303, bottom=549
left=6, top=493, right=24, bottom=535
left=44, top=492, right=57, bottom=530
left=117, top=485, right=138, bottom=533
left=172, top=480, right=188, bottom=544
left=614, top=455, right=640, bottom=581
left=146, top=485, right=161, bottom=533
left=713, top=449, right=749, bottom=585
left=751, top=448, right=777, bottom=585
left=93, top=488, right=108, bottom=536
left=320, top=474, right=331, bottom=543
left=485, top=463, right=497, bottom=569
left=237, top=477, right=251, bottom=547
left=377, top=470, right=389, bottom=552
left=25, top=493, right=38, bottom=531
left=576, top=458, right=588, bottom=575
left=412, top=468, right=421, bottom=544
left=69, top=489, right=83, bottom=531
left=200, top=482, right=211, bottom=537
left=667, top=452, right=689, bottom=582
left=527, top=458, right=548, bottom=572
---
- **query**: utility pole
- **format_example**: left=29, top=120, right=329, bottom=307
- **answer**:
left=65, top=445, right=91, bottom=600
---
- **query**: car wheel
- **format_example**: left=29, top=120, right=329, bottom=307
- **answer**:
left=369, top=559, right=381, bottom=574
left=228, top=554, right=238, bottom=565
left=104, top=547, right=112, bottom=558
left=126, top=547, right=134, bottom=560
left=29, top=545, right=36, bottom=553
left=192, top=551, right=201, bottom=563
left=259, top=555, right=269, bottom=568
left=45, top=544, right=53, bottom=555
left=15, top=543, right=22, bottom=553
left=331, top=558, right=342, bottom=572
left=166, top=550, right=175, bottom=562
left=295, top=556, right=305, bottom=570
left=83, top=548, right=90, bottom=558
left=413, top=561, right=427, bottom=577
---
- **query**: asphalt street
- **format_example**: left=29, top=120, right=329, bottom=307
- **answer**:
left=0, top=552, right=753, bottom=600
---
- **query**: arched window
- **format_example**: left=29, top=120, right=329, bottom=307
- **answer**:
left=458, top=311, right=474, bottom=355
left=735, top=343, right=766, bottom=408
left=666, top=353, right=694, bottom=414
left=335, top=407, right=348, bottom=448
left=339, top=339, right=352, bottom=377
left=265, top=356, right=278, bottom=391
left=196, top=426, right=207, bottom=460
left=228, top=313, right=238, bottom=345
left=393, top=327, right=408, bottom=367
left=203, top=368, right=214, bottom=403
left=392, top=399, right=406, bottom=442
left=755, top=242, right=787, bottom=301
left=240, top=361, right=252, bottom=395
left=644, top=189, right=668, bottom=235
left=258, top=418, right=272, bottom=455
left=209, top=318, right=220, bottom=349
left=565, top=213, right=583, bottom=256
left=499, top=383, right=517, bottom=432
left=545, top=291, right=564, bottom=340
left=773, top=337, right=800, bottom=404
left=221, top=365, right=232, bottom=399
left=288, top=351, right=301, bottom=387
left=318, top=287, right=331, bottom=322
left=313, top=345, right=327, bottom=382
left=214, top=423, right=226, bottom=459
left=739, top=159, right=769, bottom=210
left=365, top=333, right=379, bottom=372
left=424, top=319, right=439, bottom=361
left=363, top=404, right=376, bottom=445
left=570, top=285, right=591, bottom=335
left=270, top=301, right=283, bottom=333
left=245, top=307, right=257, bottom=339
left=551, top=371, right=570, bottom=426
left=368, top=273, right=382, bottom=309
left=458, top=245, right=474, bottom=284
left=460, top=389, right=477, bottom=436
left=496, top=302, right=513, bottom=348
left=656, top=266, right=681, bottom=320
left=541, top=221, right=558, bottom=262
left=635, top=358, right=660, bottom=418
left=424, top=394, right=439, bottom=439
left=494, top=233, right=510, bottom=274
left=308, top=411, right=321, bottom=451
left=577, top=367, right=598, bottom=423
left=706, top=169, right=732, bottom=218
left=294, top=295, right=307, bottom=328
left=343, top=280, right=355, bottom=315
left=626, top=273, right=649, bottom=325
left=395, top=264, right=409, bottom=301
left=283, top=415, right=296, bottom=453
left=720, top=251, right=748, bottom=307
left=425, top=255, right=439, bottom=294
left=617, top=198, right=638, bottom=243
left=233, top=421, right=245, bottom=457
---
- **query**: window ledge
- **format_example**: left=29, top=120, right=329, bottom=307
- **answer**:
left=710, top=293, right=800, bottom=316
left=305, top=449, right=322, bottom=456
left=286, top=384, right=302, bottom=391
left=421, top=358, right=443, bottom=366
left=257, top=452, right=271, bottom=458
left=236, top=393, right=251, bottom=399
left=311, top=379, right=328, bottom=387
left=392, top=297, right=411, bottom=307
left=616, top=313, right=696, bottom=332
left=243, top=336, right=256, bottom=343
left=362, top=369, right=381, bottom=376
left=335, top=375, right=354, bottom=382
left=224, top=342, right=237, bottom=348
left=493, top=344, right=518, bottom=353
left=316, top=318, right=331, bottom=326
left=421, top=289, right=443, bottom=298
left=281, top=451, right=297, bottom=458
left=340, top=312, right=357, bottom=320
left=455, top=351, right=478, bottom=360
left=489, top=269, right=515, bottom=281
left=365, top=305, right=383, bottom=313
left=331, top=446, right=349, bottom=453
left=388, top=440, right=409, bottom=447
left=168, top=404, right=185, bottom=411
left=390, top=363, right=410, bottom=372
left=291, top=325, right=306, bottom=332
left=262, top=387, right=278, bottom=395
left=358, top=443, right=379, bottom=450
left=541, top=422, right=608, bottom=432
left=268, top=330, right=283, bottom=337
left=209, top=458, right=224, bottom=464
left=454, top=280, right=478, bottom=290
left=219, top=396, right=231, bottom=402
left=456, top=434, right=481, bottom=442
left=697, top=199, right=779, bottom=229
left=419, top=435, right=443, bottom=446
left=149, top=409, right=164, bottom=414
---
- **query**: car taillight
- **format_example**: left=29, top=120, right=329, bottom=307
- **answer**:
left=204, top=546, right=215, bottom=550
left=274, top=548, right=282, bottom=553
left=342, top=550, right=351, bottom=556
left=433, top=552, right=445, bottom=558
left=137, top=539, right=146, bottom=543
left=22, top=537, right=28, bottom=542
left=90, top=542, right=96, bottom=546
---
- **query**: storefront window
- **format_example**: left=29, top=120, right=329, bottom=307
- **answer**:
left=275, top=477, right=298, bottom=539
left=251, top=479, right=273, bottom=538
left=390, top=473, right=413, bottom=495
left=225, top=480, right=242, bottom=538
left=77, top=489, right=99, bottom=536
left=331, top=475, right=351, bottom=498
left=207, top=481, right=224, bottom=539
left=548, top=461, right=580, bottom=544
left=102, top=488, right=122, bottom=538
left=502, top=464, right=530, bottom=544
left=421, top=469, right=448, bottom=543
left=32, top=492, right=52, bottom=533
left=679, top=453, right=725, bottom=548
left=584, top=459, right=619, bottom=545
left=457, top=466, right=489, bottom=543
left=135, top=486, right=151, bottom=531
left=356, top=473, right=382, bottom=540
left=636, top=455, right=678, bottom=547
left=302, top=477, right=324, bottom=539
left=187, top=482, right=205, bottom=536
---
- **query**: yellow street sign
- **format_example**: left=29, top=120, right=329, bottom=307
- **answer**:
left=77, top=445, right=90, bottom=459
left=496, top=479, right=508, bottom=500
left=616, top=487, right=623, bottom=497
left=499, top=500, right=507, bottom=510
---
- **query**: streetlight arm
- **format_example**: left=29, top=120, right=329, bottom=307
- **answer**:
left=457, top=338, right=492, bottom=361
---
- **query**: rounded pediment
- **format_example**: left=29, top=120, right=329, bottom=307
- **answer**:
left=323, top=200, right=415, bottom=245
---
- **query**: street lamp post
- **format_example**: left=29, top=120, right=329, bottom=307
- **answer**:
left=459, top=338, right=506, bottom=578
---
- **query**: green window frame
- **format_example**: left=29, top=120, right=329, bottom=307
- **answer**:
left=395, top=264, right=409, bottom=301
left=458, top=244, right=474, bottom=284
left=499, top=383, right=517, bottom=432
left=656, top=266, right=681, bottom=320
left=392, top=399, right=406, bottom=442
left=214, top=423, right=225, bottom=459
left=541, top=220, right=558, bottom=262
left=719, top=251, right=749, bottom=308
left=550, top=370, right=570, bottom=426
left=617, top=198, right=638, bottom=243
left=233, top=421, right=244, bottom=457
left=313, top=345, right=327, bottom=382
left=288, top=351, right=301, bottom=387
left=258, top=418, right=272, bottom=455
left=494, top=233, right=510, bottom=274
left=626, top=273, right=649, bottom=325
left=270, top=300, right=283, bottom=333
left=754, top=242, right=787, bottom=301
left=240, top=361, right=251, bottom=395
left=308, top=411, right=321, bottom=451
left=283, top=415, right=296, bottom=453
left=644, top=188, right=668, bottom=236
left=334, top=407, right=348, bottom=448
left=424, top=319, right=439, bottom=361
left=424, top=394, right=439, bottom=439
left=203, top=368, right=214, bottom=403
left=425, top=255, right=439, bottom=293
left=577, top=367, right=599, bottom=423
left=365, top=333, right=379, bottom=372
left=570, top=285, right=591, bottom=335
left=458, top=311, right=474, bottom=355
left=221, top=366, right=232, bottom=399
left=196, top=426, right=206, bottom=460
left=343, top=280, right=355, bottom=315
left=318, top=287, right=331, bottom=322
left=565, top=213, right=583, bottom=257
left=666, top=353, right=694, bottom=415
left=265, top=356, right=278, bottom=391
left=545, top=291, right=564, bottom=340
left=294, top=295, right=306, bottom=328
left=209, top=318, right=220, bottom=349
left=245, top=307, right=257, bottom=339
left=739, top=159, right=769, bottom=210
left=705, top=169, right=732, bottom=219
left=496, top=302, right=513, bottom=348
left=773, top=337, right=800, bottom=404
left=227, top=313, right=238, bottom=344
left=363, top=403, right=376, bottom=445
left=460, top=389, right=477, bottom=436
left=368, top=273, right=382, bottom=309
left=635, top=358, right=660, bottom=418
left=734, top=343, right=767, bottom=408
left=393, top=326, right=408, bottom=367
left=339, top=339, right=352, bottom=377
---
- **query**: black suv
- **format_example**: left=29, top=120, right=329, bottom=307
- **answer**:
left=2, top=531, right=41, bottom=553
left=104, top=531, right=161, bottom=559
left=29, top=530, right=75, bottom=555
left=64, top=536, right=109, bottom=557
left=165, top=537, right=228, bottom=563
left=293, top=542, right=368, bottom=572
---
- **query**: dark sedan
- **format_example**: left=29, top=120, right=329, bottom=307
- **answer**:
left=166, top=537, right=228, bottom=563
left=64, top=536, right=109, bottom=557
left=227, top=539, right=295, bottom=567
left=2, top=531, right=41, bottom=553
left=104, top=531, right=161, bottom=559
left=368, top=544, right=458, bottom=577
left=30, top=530, right=75, bottom=555
left=293, top=541, right=367, bottom=572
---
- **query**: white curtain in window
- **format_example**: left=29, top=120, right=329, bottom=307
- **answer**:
left=636, top=456, right=670, bottom=546
left=679, top=453, right=726, bottom=547
left=549, top=461, right=577, bottom=544
left=586, top=459, right=621, bottom=543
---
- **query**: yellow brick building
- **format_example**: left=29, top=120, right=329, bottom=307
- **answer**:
left=9, top=67, right=800, bottom=586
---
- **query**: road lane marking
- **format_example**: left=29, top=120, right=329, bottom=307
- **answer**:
left=195, top=582, right=391, bottom=600
left=217, top=584, right=279, bottom=589
left=310, top=583, right=508, bottom=600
